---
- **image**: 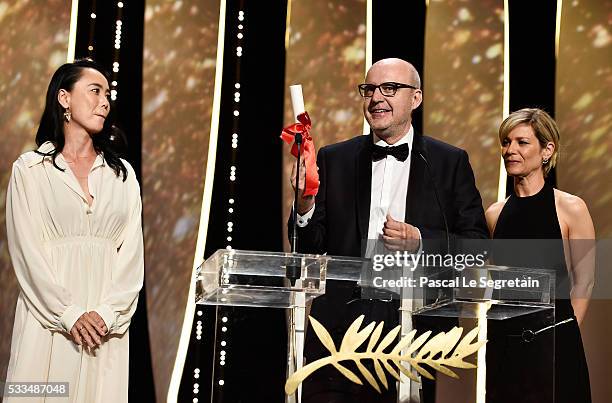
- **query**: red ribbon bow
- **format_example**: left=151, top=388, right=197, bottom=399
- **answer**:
left=280, top=111, right=320, bottom=197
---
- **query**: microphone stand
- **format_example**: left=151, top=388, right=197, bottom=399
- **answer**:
left=287, top=132, right=303, bottom=286
left=286, top=133, right=305, bottom=403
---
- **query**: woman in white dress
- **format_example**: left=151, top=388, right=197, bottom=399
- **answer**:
left=5, top=59, right=144, bottom=402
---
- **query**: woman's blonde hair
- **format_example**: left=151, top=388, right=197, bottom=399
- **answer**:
left=498, top=108, right=560, bottom=176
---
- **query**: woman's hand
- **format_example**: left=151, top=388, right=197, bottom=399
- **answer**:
left=88, top=311, right=109, bottom=335
left=70, top=312, right=107, bottom=347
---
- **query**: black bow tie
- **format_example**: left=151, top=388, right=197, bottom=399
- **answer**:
left=372, top=143, right=410, bottom=162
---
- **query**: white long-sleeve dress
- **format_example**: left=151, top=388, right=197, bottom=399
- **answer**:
left=4, top=141, right=144, bottom=403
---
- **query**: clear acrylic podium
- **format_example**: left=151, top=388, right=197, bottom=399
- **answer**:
left=195, top=249, right=367, bottom=403
left=196, top=249, right=556, bottom=403
left=410, top=265, right=556, bottom=403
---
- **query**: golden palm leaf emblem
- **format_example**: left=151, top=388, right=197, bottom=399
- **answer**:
left=285, top=315, right=487, bottom=394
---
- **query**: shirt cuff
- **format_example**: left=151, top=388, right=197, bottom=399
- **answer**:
left=60, top=304, right=86, bottom=333
left=93, top=304, right=116, bottom=334
left=296, top=203, right=315, bottom=227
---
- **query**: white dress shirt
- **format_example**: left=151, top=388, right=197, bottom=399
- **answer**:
left=297, top=126, right=420, bottom=255
left=368, top=127, right=414, bottom=240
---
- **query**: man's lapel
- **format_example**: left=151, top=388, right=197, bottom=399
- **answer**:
left=355, top=134, right=373, bottom=239
left=405, top=132, right=427, bottom=223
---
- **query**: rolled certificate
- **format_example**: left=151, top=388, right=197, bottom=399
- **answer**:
left=289, top=84, right=305, bottom=120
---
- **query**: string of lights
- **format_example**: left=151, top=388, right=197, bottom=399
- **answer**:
left=87, top=0, right=96, bottom=54
left=85, top=1, right=123, bottom=102
left=110, top=1, right=124, bottom=101
left=192, top=5, right=246, bottom=402
left=227, top=8, right=246, bottom=251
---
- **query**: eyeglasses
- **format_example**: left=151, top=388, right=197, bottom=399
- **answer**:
left=357, top=82, right=419, bottom=97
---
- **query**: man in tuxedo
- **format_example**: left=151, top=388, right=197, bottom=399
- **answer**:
left=291, top=58, right=487, bottom=256
left=289, top=58, right=488, bottom=402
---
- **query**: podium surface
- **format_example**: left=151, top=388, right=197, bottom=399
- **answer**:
left=195, top=250, right=556, bottom=403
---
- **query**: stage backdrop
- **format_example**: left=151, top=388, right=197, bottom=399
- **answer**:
left=556, top=0, right=612, bottom=401
left=556, top=0, right=612, bottom=238
left=0, top=0, right=72, bottom=383
left=423, top=0, right=504, bottom=208
left=141, top=1, right=220, bottom=401
left=281, top=0, right=367, bottom=250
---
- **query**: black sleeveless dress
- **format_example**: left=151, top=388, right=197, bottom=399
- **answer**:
left=493, top=183, right=591, bottom=403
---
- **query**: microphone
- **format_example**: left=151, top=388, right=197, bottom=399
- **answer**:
left=417, top=151, right=450, bottom=254
left=287, top=132, right=303, bottom=286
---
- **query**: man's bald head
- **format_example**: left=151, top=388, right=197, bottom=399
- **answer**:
left=366, top=58, right=421, bottom=89
left=362, top=58, right=423, bottom=144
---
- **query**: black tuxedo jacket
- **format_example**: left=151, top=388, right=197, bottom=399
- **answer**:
left=290, top=132, right=488, bottom=257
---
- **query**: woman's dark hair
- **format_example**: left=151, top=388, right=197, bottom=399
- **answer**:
left=35, top=58, right=128, bottom=181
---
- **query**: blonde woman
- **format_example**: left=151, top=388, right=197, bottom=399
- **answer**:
left=486, top=108, right=594, bottom=402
